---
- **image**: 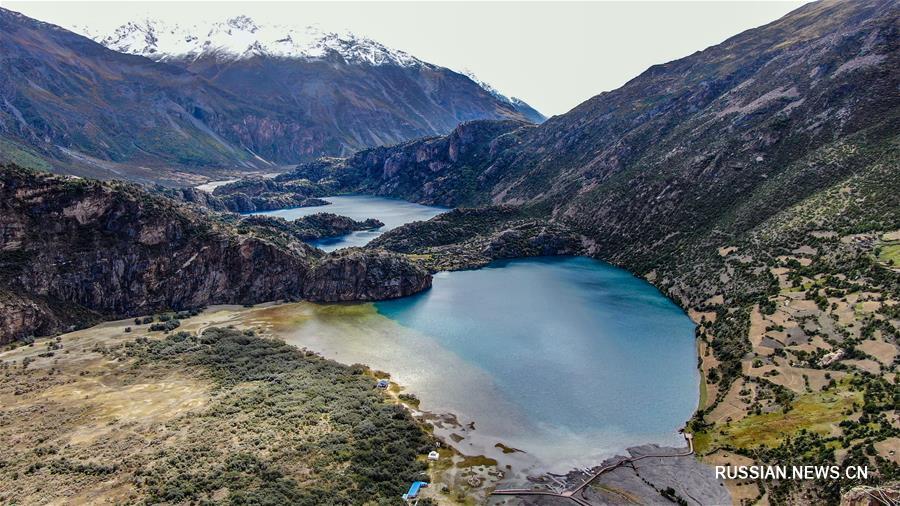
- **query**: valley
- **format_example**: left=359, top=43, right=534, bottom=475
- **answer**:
left=0, top=0, right=898, bottom=504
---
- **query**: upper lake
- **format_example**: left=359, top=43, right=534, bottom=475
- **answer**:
left=252, top=195, right=446, bottom=251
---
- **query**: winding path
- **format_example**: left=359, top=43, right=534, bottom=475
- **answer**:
left=491, top=433, right=694, bottom=505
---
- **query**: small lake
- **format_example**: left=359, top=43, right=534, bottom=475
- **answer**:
left=252, top=195, right=446, bottom=251
left=196, top=179, right=238, bottom=193
left=270, top=256, right=699, bottom=474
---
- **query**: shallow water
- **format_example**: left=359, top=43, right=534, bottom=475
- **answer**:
left=252, top=195, right=446, bottom=251
left=273, top=257, right=699, bottom=473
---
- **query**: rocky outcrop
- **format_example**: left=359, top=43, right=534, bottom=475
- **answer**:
left=840, top=484, right=900, bottom=506
left=370, top=207, right=584, bottom=272
left=240, top=214, right=384, bottom=241
left=218, top=194, right=327, bottom=213
left=0, top=291, right=97, bottom=341
left=150, top=183, right=328, bottom=214
left=0, top=166, right=429, bottom=343
left=210, top=177, right=330, bottom=212
left=149, top=186, right=230, bottom=212
left=303, top=249, right=432, bottom=302
left=278, top=120, right=532, bottom=206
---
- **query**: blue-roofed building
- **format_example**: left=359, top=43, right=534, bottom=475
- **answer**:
left=402, top=481, right=428, bottom=501
left=376, top=379, right=389, bottom=389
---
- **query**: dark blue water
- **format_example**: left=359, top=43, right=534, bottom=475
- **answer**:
left=375, top=257, right=698, bottom=443
left=253, top=195, right=446, bottom=251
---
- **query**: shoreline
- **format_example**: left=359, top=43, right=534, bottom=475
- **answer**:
left=2, top=299, right=723, bottom=504
left=218, top=298, right=717, bottom=502
left=223, top=300, right=722, bottom=505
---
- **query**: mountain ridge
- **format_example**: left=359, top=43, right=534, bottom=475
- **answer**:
left=82, top=15, right=546, bottom=126
left=81, top=15, right=425, bottom=66
left=0, top=8, right=543, bottom=184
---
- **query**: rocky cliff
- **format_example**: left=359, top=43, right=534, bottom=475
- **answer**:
left=239, top=214, right=384, bottom=241
left=302, top=248, right=432, bottom=302
left=278, top=120, right=533, bottom=206
left=0, top=165, right=430, bottom=343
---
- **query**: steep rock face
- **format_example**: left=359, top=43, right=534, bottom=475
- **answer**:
left=0, top=166, right=430, bottom=342
left=280, top=120, right=533, bottom=206
left=303, top=249, right=433, bottom=302
left=0, top=291, right=97, bottom=341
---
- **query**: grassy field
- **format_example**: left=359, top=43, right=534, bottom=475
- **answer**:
left=0, top=322, right=433, bottom=505
left=0, top=138, right=52, bottom=172
left=878, top=242, right=900, bottom=266
left=699, top=383, right=862, bottom=452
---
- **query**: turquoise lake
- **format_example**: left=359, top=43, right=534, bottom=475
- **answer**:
left=264, top=196, right=699, bottom=471
left=376, top=257, right=698, bottom=438
left=253, top=195, right=446, bottom=251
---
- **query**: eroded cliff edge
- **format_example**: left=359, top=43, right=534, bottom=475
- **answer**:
left=0, top=165, right=431, bottom=342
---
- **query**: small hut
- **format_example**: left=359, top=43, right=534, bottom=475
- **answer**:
left=402, top=481, right=428, bottom=501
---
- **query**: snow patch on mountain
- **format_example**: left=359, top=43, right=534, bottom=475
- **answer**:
left=79, top=15, right=423, bottom=66
left=461, top=68, right=531, bottom=109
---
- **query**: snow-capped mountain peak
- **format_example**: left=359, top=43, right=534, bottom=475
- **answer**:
left=80, top=16, right=424, bottom=67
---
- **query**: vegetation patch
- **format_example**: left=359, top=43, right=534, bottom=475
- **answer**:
left=877, top=242, right=900, bottom=267
left=0, top=327, right=433, bottom=505
left=455, top=455, right=499, bottom=469
left=703, top=381, right=862, bottom=450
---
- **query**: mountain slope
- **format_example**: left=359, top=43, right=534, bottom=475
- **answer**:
left=0, top=9, right=542, bottom=184
left=182, top=54, right=541, bottom=160
left=89, top=15, right=546, bottom=153
left=285, top=0, right=898, bottom=262
left=0, top=9, right=278, bottom=182
left=87, top=15, right=543, bottom=123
